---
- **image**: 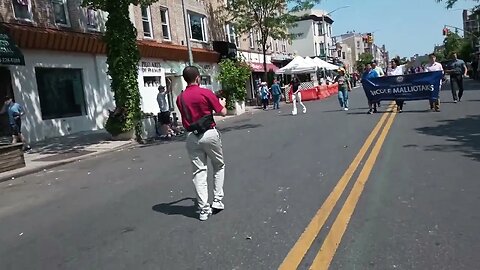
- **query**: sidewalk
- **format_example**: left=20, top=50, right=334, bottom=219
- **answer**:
left=0, top=106, right=255, bottom=182
left=0, top=131, right=133, bottom=183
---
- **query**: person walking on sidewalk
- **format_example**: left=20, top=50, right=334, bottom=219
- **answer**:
left=176, top=66, right=227, bottom=221
left=335, top=68, right=352, bottom=111
left=425, top=53, right=444, bottom=112
left=446, top=52, right=467, bottom=102
left=260, top=82, right=270, bottom=110
left=0, top=96, right=31, bottom=151
left=271, top=79, right=282, bottom=110
left=291, top=76, right=307, bottom=115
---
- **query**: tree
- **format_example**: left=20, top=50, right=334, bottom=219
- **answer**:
left=220, top=0, right=322, bottom=80
left=81, top=0, right=156, bottom=139
left=443, top=32, right=474, bottom=61
left=355, top=53, right=373, bottom=73
left=217, top=59, right=252, bottom=110
left=436, top=0, right=479, bottom=9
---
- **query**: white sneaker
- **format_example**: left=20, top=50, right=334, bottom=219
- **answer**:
left=302, top=108, right=307, bottom=114
left=344, top=108, right=349, bottom=111
left=212, top=199, right=225, bottom=210
left=292, top=110, right=297, bottom=115
left=199, top=208, right=212, bottom=221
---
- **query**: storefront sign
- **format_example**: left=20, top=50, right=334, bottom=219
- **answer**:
left=140, top=61, right=162, bottom=73
left=0, top=32, right=25, bottom=66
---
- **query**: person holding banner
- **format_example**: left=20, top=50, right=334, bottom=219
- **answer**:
left=388, top=58, right=407, bottom=112
left=446, top=52, right=467, bottom=102
left=291, top=76, right=307, bottom=115
left=335, top=68, right=352, bottom=111
left=362, top=63, right=379, bottom=114
left=425, top=53, right=444, bottom=112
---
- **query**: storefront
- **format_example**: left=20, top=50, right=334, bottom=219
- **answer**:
left=0, top=29, right=25, bottom=139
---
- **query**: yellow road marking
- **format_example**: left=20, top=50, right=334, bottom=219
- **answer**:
left=309, top=111, right=397, bottom=270
left=278, top=105, right=394, bottom=270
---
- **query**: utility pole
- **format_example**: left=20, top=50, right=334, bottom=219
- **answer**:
left=321, top=6, right=350, bottom=62
left=181, top=0, right=194, bottom=66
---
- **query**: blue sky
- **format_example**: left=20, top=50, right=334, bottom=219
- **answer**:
left=314, top=0, right=476, bottom=58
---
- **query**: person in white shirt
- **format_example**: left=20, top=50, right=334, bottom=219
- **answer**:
left=387, top=58, right=407, bottom=112
left=372, top=61, right=384, bottom=108
left=425, top=53, right=444, bottom=112
left=157, top=85, right=174, bottom=138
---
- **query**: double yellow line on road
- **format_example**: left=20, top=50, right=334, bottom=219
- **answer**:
left=279, top=105, right=398, bottom=270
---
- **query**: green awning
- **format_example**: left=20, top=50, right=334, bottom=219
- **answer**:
left=0, top=29, right=25, bottom=66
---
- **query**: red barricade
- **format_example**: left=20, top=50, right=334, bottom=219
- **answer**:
left=318, top=85, right=329, bottom=99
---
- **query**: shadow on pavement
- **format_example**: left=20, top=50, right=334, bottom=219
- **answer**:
left=152, top=197, right=198, bottom=219
left=218, top=123, right=262, bottom=133
left=416, top=115, right=480, bottom=162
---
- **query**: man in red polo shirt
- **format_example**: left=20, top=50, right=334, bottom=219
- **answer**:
left=177, top=66, right=227, bottom=221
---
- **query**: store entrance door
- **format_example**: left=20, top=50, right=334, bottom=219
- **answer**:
left=0, top=67, right=13, bottom=137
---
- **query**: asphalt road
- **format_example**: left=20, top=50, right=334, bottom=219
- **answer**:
left=0, top=80, right=479, bottom=270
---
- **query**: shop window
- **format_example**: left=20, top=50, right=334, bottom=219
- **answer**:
left=53, top=0, right=70, bottom=26
left=342, top=52, right=346, bottom=60
left=188, top=12, right=208, bottom=42
left=141, top=6, right=153, bottom=38
left=200, top=75, right=212, bottom=89
left=12, top=0, right=32, bottom=20
left=35, top=68, right=87, bottom=120
left=143, top=76, right=161, bottom=88
left=160, top=8, right=171, bottom=40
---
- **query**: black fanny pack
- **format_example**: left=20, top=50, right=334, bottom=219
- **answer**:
left=187, top=114, right=215, bottom=135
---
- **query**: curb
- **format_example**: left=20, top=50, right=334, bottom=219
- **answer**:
left=0, top=142, right=137, bottom=183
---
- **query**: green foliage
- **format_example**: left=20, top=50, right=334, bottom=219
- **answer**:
left=443, top=32, right=474, bottom=61
left=220, top=0, right=321, bottom=79
left=217, top=59, right=252, bottom=110
left=355, top=53, right=374, bottom=72
left=82, top=0, right=156, bottom=138
left=436, top=0, right=480, bottom=9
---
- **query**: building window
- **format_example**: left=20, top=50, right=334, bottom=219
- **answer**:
left=275, top=40, right=279, bottom=52
left=35, top=68, right=87, bottom=120
left=188, top=12, right=208, bottom=42
left=313, top=22, right=318, bottom=36
left=356, top=40, right=360, bottom=48
left=320, top=42, right=325, bottom=56
left=342, top=52, right=346, bottom=59
left=52, top=0, right=70, bottom=26
left=200, top=75, right=212, bottom=89
left=225, top=24, right=238, bottom=46
left=328, top=26, right=332, bottom=37
left=160, top=8, right=171, bottom=40
left=249, top=30, right=255, bottom=48
left=141, top=6, right=153, bottom=38
left=282, top=40, right=287, bottom=52
left=86, top=7, right=98, bottom=29
left=12, top=0, right=32, bottom=20
left=319, top=22, right=324, bottom=35
left=314, top=42, right=318, bottom=56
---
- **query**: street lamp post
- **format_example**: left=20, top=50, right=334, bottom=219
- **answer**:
left=322, top=5, right=350, bottom=61
left=181, top=0, right=194, bottom=66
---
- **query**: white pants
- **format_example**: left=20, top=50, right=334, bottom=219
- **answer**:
left=186, top=129, right=225, bottom=210
left=292, top=91, right=306, bottom=115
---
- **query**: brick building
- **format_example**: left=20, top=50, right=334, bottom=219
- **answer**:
left=0, top=0, right=219, bottom=142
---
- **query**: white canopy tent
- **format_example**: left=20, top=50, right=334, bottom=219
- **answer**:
left=312, top=57, right=340, bottom=70
left=276, top=56, right=318, bottom=74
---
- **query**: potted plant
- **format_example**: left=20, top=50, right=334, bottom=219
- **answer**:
left=217, top=58, right=251, bottom=115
